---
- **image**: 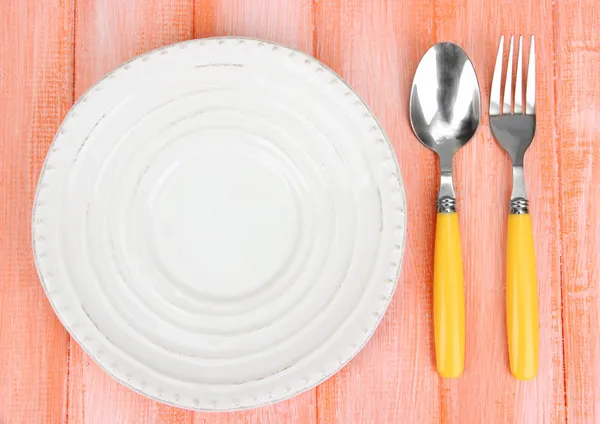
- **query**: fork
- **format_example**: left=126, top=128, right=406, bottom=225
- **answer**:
left=490, top=35, right=539, bottom=380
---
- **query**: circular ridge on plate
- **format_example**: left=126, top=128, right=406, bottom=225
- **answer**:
left=32, top=37, right=406, bottom=411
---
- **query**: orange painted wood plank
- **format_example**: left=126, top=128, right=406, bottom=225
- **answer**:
left=314, top=1, right=564, bottom=423
left=67, top=0, right=194, bottom=422
left=314, top=1, right=440, bottom=422
left=191, top=1, right=316, bottom=423
left=0, top=0, right=74, bottom=422
left=555, top=2, right=600, bottom=422
left=195, top=0, right=313, bottom=54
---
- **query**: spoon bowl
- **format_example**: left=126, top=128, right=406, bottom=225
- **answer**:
left=410, top=42, right=480, bottom=170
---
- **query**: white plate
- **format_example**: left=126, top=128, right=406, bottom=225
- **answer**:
left=32, top=38, right=406, bottom=411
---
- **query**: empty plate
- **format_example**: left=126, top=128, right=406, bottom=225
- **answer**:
left=32, top=38, right=406, bottom=411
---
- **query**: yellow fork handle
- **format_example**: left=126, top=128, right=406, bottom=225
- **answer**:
left=434, top=212, right=465, bottom=378
left=506, top=213, right=539, bottom=380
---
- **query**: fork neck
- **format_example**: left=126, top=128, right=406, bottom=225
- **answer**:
left=510, top=165, right=529, bottom=214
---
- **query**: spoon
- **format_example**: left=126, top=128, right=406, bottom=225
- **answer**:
left=409, top=42, right=481, bottom=378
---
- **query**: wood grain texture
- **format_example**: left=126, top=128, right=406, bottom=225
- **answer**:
left=555, top=1, right=600, bottom=423
left=0, top=0, right=74, bottom=422
left=67, top=0, right=194, bottom=422
left=1, top=0, right=598, bottom=422
left=196, top=0, right=313, bottom=53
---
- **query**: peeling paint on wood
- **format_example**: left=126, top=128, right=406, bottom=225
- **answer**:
left=0, top=0, right=595, bottom=422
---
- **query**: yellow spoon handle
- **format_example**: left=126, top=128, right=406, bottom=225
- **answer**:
left=506, top=213, right=539, bottom=380
left=433, top=212, right=465, bottom=378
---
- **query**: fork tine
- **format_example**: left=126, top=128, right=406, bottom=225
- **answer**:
left=490, top=35, right=504, bottom=116
left=526, top=35, right=536, bottom=114
left=502, top=36, right=514, bottom=114
left=514, top=36, right=523, bottom=114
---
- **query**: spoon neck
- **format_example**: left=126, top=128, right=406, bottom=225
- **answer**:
left=438, top=172, right=457, bottom=213
left=439, top=149, right=456, bottom=171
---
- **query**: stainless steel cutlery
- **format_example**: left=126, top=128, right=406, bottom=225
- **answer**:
left=490, top=35, right=539, bottom=380
left=411, top=36, right=538, bottom=379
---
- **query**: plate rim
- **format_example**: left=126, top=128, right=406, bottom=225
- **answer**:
left=31, top=36, right=407, bottom=411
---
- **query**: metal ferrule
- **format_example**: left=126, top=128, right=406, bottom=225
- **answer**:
left=437, top=196, right=457, bottom=213
left=510, top=197, right=529, bottom=214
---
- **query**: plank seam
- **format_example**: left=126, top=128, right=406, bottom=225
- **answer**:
left=192, top=0, right=196, bottom=38
left=311, top=0, right=316, bottom=58
left=551, top=0, right=568, bottom=421
left=65, top=0, right=77, bottom=421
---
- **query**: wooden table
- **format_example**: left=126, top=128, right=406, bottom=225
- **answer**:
left=1, top=0, right=597, bottom=422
